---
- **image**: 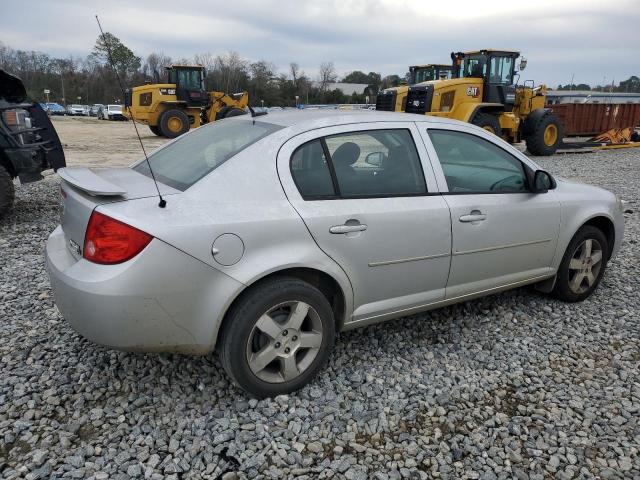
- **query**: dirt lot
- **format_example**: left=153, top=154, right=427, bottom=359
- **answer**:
left=50, top=116, right=170, bottom=168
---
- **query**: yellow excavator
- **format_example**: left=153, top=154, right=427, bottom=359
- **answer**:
left=404, top=49, right=563, bottom=155
left=376, top=64, right=455, bottom=112
left=124, top=65, right=249, bottom=138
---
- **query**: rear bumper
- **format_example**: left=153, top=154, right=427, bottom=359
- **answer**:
left=45, top=225, right=244, bottom=354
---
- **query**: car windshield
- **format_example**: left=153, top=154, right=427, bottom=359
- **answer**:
left=134, top=119, right=282, bottom=191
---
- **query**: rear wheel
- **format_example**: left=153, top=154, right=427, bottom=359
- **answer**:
left=553, top=226, right=608, bottom=302
left=219, top=277, right=335, bottom=397
left=525, top=112, right=563, bottom=156
left=471, top=112, right=502, bottom=137
left=149, top=125, right=162, bottom=136
left=158, top=109, right=190, bottom=138
left=0, top=163, right=15, bottom=217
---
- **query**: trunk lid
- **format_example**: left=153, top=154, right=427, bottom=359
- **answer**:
left=58, top=167, right=179, bottom=260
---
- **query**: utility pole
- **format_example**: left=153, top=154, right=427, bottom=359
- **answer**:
left=569, top=74, right=574, bottom=91
left=60, top=73, right=66, bottom=106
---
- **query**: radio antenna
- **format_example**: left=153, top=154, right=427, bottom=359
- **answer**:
left=94, top=15, right=166, bottom=208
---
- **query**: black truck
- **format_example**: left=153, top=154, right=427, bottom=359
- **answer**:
left=0, top=69, right=65, bottom=216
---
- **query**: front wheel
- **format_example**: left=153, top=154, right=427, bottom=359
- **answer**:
left=224, top=107, right=246, bottom=118
left=553, top=226, right=608, bottom=302
left=219, top=277, right=335, bottom=397
left=471, top=112, right=502, bottom=137
left=149, top=125, right=162, bottom=136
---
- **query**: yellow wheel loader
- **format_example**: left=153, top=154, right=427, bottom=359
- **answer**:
left=375, top=64, right=455, bottom=112
left=124, top=65, right=249, bottom=138
left=404, top=49, right=563, bottom=156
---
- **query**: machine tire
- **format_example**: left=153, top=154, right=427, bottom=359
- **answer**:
left=219, top=277, right=336, bottom=398
left=0, top=163, right=15, bottom=217
left=552, top=226, right=608, bottom=302
left=525, top=111, right=563, bottom=156
left=158, top=109, right=190, bottom=138
left=149, top=125, right=162, bottom=136
left=223, top=107, right=246, bottom=119
left=471, top=112, right=502, bottom=137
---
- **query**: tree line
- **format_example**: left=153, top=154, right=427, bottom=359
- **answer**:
left=0, top=35, right=407, bottom=107
left=4, top=34, right=637, bottom=108
left=556, top=76, right=640, bottom=93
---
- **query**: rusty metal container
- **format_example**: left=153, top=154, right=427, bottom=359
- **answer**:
left=548, top=103, right=640, bottom=136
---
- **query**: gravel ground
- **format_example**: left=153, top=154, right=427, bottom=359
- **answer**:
left=1, top=148, right=638, bottom=480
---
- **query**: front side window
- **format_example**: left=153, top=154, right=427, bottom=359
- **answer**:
left=489, top=56, right=514, bottom=85
left=290, top=129, right=427, bottom=199
left=428, top=129, right=528, bottom=193
left=178, top=69, right=203, bottom=90
left=135, top=120, right=281, bottom=190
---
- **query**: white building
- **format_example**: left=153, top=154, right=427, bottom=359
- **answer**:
left=546, top=90, right=640, bottom=105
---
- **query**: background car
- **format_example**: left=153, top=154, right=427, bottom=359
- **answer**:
left=89, top=104, right=104, bottom=117
left=99, top=104, right=125, bottom=120
left=43, top=103, right=66, bottom=115
left=67, top=104, right=86, bottom=116
left=46, top=111, right=624, bottom=397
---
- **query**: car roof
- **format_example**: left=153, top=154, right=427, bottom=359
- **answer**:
left=244, top=109, right=459, bottom=130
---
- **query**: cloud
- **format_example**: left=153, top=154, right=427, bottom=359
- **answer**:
left=1, top=0, right=637, bottom=86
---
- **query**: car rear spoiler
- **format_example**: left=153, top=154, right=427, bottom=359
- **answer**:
left=58, top=167, right=126, bottom=196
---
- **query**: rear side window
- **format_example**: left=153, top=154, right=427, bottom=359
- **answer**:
left=290, top=140, right=336, bottom=198
left=325, top=130, right=426, bottom=197
left=428, top=129, right=527, bottom=193
left=135, top=120, right=282, bottom=191
left=290, top=129, right=427, bottom=199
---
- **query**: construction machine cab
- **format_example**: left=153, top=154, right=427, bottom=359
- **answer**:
left=166, top=65, right=208, bottom=107
left=409, top=64, right=455, bottom=84
left=452, top=50, right=519, bottom=107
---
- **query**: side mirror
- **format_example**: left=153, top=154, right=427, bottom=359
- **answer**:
left=365, top=152, right=386, bottom=167
left=533, top=170, right=554, bottom=193
left=519, top=58, right=527, bottom=71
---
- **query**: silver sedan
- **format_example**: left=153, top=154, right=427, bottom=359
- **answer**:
left=45, top=111, right=624, bottom=397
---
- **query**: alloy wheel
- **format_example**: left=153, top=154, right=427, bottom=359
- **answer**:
left=567, top=238, right=603, bottom=294
left=246, top=301, right=323, bottom=383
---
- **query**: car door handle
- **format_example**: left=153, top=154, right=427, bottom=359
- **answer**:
left=459, top=212, right=487, bottom=223
left=329, top=223, right=368, bottom=234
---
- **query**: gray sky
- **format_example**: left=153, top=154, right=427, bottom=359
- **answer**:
left=1, top=0, right=638, bottom=87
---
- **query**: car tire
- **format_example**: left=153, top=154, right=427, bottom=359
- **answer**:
left=552, top=225, right=609, bottom=302
left=0, top=163, right=15, bottom=217
left=525, top=112, right=563, bottom=156
left=158, top=109, right=190, bottom=138
left=149, top=125, right=162, bottom=136
left=471, top=112, right=502, bottom=137
left=219, top=277, right=336, bottom=398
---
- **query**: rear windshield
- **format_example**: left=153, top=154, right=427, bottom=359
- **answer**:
left=134, top=119, right=281, bottom=191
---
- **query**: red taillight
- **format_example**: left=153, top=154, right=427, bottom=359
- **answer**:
left=83, top=211, right=152, bottom=264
